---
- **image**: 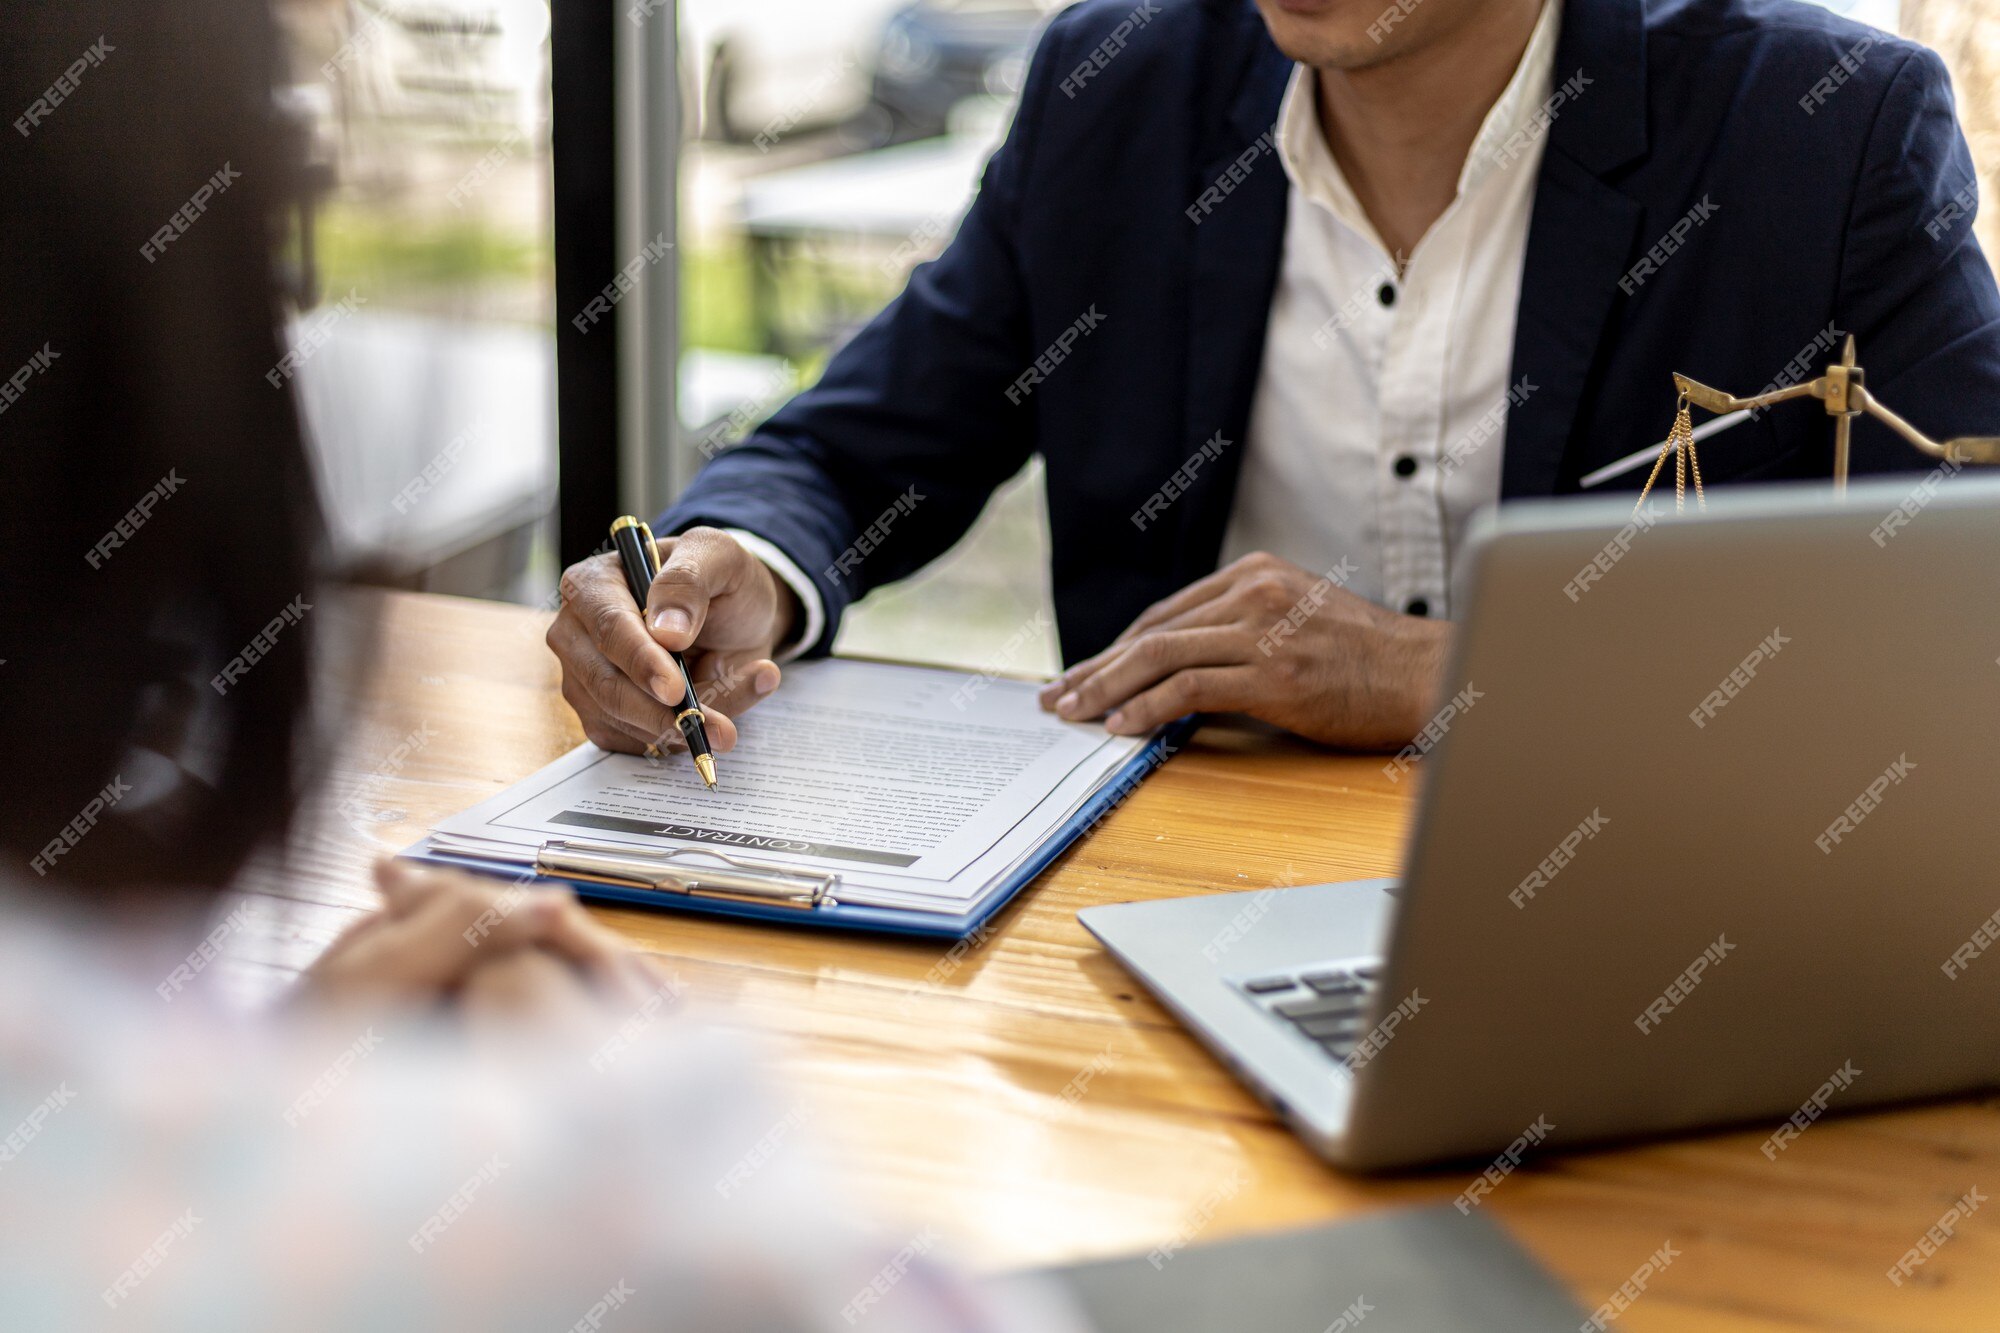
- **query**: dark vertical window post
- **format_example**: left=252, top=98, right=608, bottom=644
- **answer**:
left=551, top=0, right=621, bottom=570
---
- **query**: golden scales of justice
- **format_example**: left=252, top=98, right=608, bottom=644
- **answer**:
left=1623, top=334, right=2000, bottom=513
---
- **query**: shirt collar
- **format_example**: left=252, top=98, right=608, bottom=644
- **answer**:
left=1273, top=0, right=1564, bottom=249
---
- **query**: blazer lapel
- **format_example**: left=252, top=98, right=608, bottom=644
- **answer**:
left=1502, top=0, right=1652, bottom=499
left=1170, top=25, right=1292, bottom=587
left=1503, top=156, right=1645, bottom=497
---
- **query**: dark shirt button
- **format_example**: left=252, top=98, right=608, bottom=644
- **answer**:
left=1393, top=455, right=1417, bottom=478
left=1406, top=598, right=1430, bottom=617
left=1377, top=283, right=1397, bottom=307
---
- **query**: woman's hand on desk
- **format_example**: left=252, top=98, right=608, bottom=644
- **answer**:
left=547, top=527, right=798, bottom=754
left=1037, top=552, right=1450, bottom=748
left=300, top=863, right=673, bottom=1022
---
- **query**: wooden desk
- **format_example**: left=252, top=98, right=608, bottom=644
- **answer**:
left=243, top=590, right=2000, bottom=1332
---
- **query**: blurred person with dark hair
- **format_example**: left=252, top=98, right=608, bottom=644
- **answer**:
left=0, top=6, right=1084, bottom=1329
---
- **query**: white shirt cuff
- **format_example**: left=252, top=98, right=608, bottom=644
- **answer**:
left=722, top=528, right=825, bottom=662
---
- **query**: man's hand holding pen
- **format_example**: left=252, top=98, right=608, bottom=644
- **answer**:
left=546, top=526, right=799, bottom=759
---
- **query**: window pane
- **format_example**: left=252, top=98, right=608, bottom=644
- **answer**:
left=677, top=0, right=1068, bottom=675
left=274, top=0, right=558, bottom=604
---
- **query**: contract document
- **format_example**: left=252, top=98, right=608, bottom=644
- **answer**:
left=423, top=659, right=1171, bottom=924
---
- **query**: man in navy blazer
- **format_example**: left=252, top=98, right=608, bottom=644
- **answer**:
left=547, top=0, right=2000, bottom=755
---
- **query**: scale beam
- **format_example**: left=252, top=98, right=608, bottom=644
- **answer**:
left=1657, top=335, right=1996, bottom=500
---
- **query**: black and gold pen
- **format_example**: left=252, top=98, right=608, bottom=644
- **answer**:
left=609, top=516, right=718, bottom=791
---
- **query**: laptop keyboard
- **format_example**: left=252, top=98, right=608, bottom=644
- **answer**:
left=1235, top=959, right=1384, bottom=1063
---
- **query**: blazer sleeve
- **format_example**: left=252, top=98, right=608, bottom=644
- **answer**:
left=657, top=11, right=1082, bottom=656
left=1836, top=43, right=2000, bottom=473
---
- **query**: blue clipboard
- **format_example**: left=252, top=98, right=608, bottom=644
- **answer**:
left=401, top=718, right=1197, bottom=940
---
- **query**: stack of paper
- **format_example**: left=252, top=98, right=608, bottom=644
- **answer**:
left=423, top=659, right=1165, bottom=927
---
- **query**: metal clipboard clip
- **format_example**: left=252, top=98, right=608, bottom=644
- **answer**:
left=535, top=839, right=839, bottom=910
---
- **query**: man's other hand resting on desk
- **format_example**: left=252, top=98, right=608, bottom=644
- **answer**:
left=1037, top=552, right=1448, bottom=747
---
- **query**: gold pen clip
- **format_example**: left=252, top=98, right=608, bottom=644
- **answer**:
left=535, top=839, right=838, bottom=910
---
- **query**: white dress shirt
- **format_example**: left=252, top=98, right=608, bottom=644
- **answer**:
left=749, top=0, right=1559, bottom=647
left=1219, top=0, right=1560, bottom=620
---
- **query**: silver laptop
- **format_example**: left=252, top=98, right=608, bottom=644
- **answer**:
left=1081, top=475, right=2000, bottom=1172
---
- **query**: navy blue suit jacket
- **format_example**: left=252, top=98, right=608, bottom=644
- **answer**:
left=661, top=0, right=2000, bottom=662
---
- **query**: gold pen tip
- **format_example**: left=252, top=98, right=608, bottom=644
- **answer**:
left=693, top=753, right=717, bottom=789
